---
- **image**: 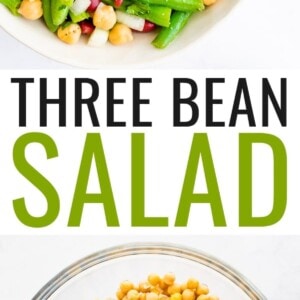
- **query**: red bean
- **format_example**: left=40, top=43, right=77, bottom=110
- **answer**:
left=79, top=20, right=95, bottom=35
left=114, top=0, right=123, bottom=7
left=87, top=0, right=101, bottom=12
left=142, top=20, right=156, bottom=32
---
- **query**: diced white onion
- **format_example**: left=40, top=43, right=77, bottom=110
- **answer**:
left=116, top=11, right=145, bottom=31
left=88, top=28, right=109, bottom=47
left=71, top=0, right=91, bottom=15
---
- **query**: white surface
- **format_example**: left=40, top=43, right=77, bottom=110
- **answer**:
left=0, top=236, right=300, bottom=299
left=0, top=0, right=300, bottom=69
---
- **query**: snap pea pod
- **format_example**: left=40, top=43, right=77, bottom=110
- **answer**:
left=69, top=10, right=89, bottom=23
left=0, top=0, right=21, bottom=15
left=140, top=0, right=204, bottom=12
left=51, top=0, right=74, bottom=26
left=152, top=11, right=192, bottom=49
left=126, top=4, right=171, bottom=27
left=103, top=0, right=172, bottom=28
left=101, top=0, right=133, bottom=11
left=42, top=0, right=58, bottom=32
left=141, top=5, right=172, bottom=27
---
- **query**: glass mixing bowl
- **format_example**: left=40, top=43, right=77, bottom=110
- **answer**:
left=32, top=243, right=266, bottom=300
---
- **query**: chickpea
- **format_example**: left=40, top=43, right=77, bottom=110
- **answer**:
left=150, top=285, right=164, bottom=295
left=57, top=23, right=81, bottom=45
left=196, top=284, right=209, bottom=296
left=180, top=283, right=187, bottom=292
left=208, top=296, right=219, bottom=300
left=109, top=23, right=133, bottom=46
left=203, top=0, right=217, bottom=5
left=139, top=281, right=151, bottom=293
left=93, top=3, right=116, bottom=31
left=127, top=289, right=140, bottom=300
left=117, top=288, right=125, bottom=300
left=158, top=295, right=170, bottom=300
left=120, top=280, right=135, bottom=294
left=167, top=284, right=181, bottom=295
left=159, top=280, right=168, bottom=290
left=186, top=278, right=199, bottom=290
left=170, top=293, right=182, bottom=300
left=196, top=296, right=209, bottom=300
left=139, top=294, right=147, bottom=300
left=162, top=273, right=176, bottom=286
left=148, top=273, right=161, bottom=286
left=146, top=292, right=159, bottom=300
left=18, top=0, right=43, bottom=20
left=182, top=289, right=195, bottom=300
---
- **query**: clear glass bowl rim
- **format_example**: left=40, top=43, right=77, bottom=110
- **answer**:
left=32, top=242, right=266, bottom=300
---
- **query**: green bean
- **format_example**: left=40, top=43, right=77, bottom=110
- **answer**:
left=102, top=0, right=133, bottom=11
left=42, top=0, right=58, bottom=32
left=152, top=11, right=192, bottom=49
left=143, top=5, right=172, bottom=27
left=0, top=0, right=21, bottom=15
left=51, top=0, right=74, bottom=26
left=126, top=4, right=171, bottom=27
left=141, top=0, right=204, bottom=12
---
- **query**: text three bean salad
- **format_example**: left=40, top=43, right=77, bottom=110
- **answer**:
left=0, top=0, right=216, bottom=48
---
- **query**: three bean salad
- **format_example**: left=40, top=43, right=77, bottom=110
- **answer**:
left=0, top=0, right=216, bottom=48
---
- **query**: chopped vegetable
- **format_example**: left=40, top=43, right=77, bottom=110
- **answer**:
left=151, top=10, right=192, bottom=49
left=0, top=0, right=21, bottom=15
left=57, top=22, right=81, bottom=43
left=140, top=0, right=204, bottom=12
left=51, top=0, right=74, bottom=26
left=126, top=4, right=172, bottom=28
left=116, top=10, right=145, bottom=31
left=88, top=27, right=109, bottom=46
left=18, top=0, right=43, bottom=20
left=42, top=0, right=58, bottom=31
left=141, top=20, right=156, bottom=32
left=93, top=2, right=117, bottom=30
left=70, top=0, right=91, bottom=15
left=79, top=19, right=95, bottom=34
left=204, top=0, right=216, bottom=6
left=114, top=0, right=123, bottom=8
left=0, top=0, right=217, bottom=48
left=109, top=23, right=133, bottom=45
left=69, top=9, right=89, bottom=22
left=86, top=0, right=100, bottom=12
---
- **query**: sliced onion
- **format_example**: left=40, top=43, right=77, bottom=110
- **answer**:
left=71, top=0, right=91, bottom=15
left=116, top=11, right=145, bottom=32
left=87, top=28, right=109, bottom=47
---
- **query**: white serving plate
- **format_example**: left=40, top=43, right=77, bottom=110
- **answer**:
left=0, top=0, right=239, bottom=68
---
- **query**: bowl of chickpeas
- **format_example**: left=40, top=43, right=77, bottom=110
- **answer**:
left=32, top=243, right=266, bottom=300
